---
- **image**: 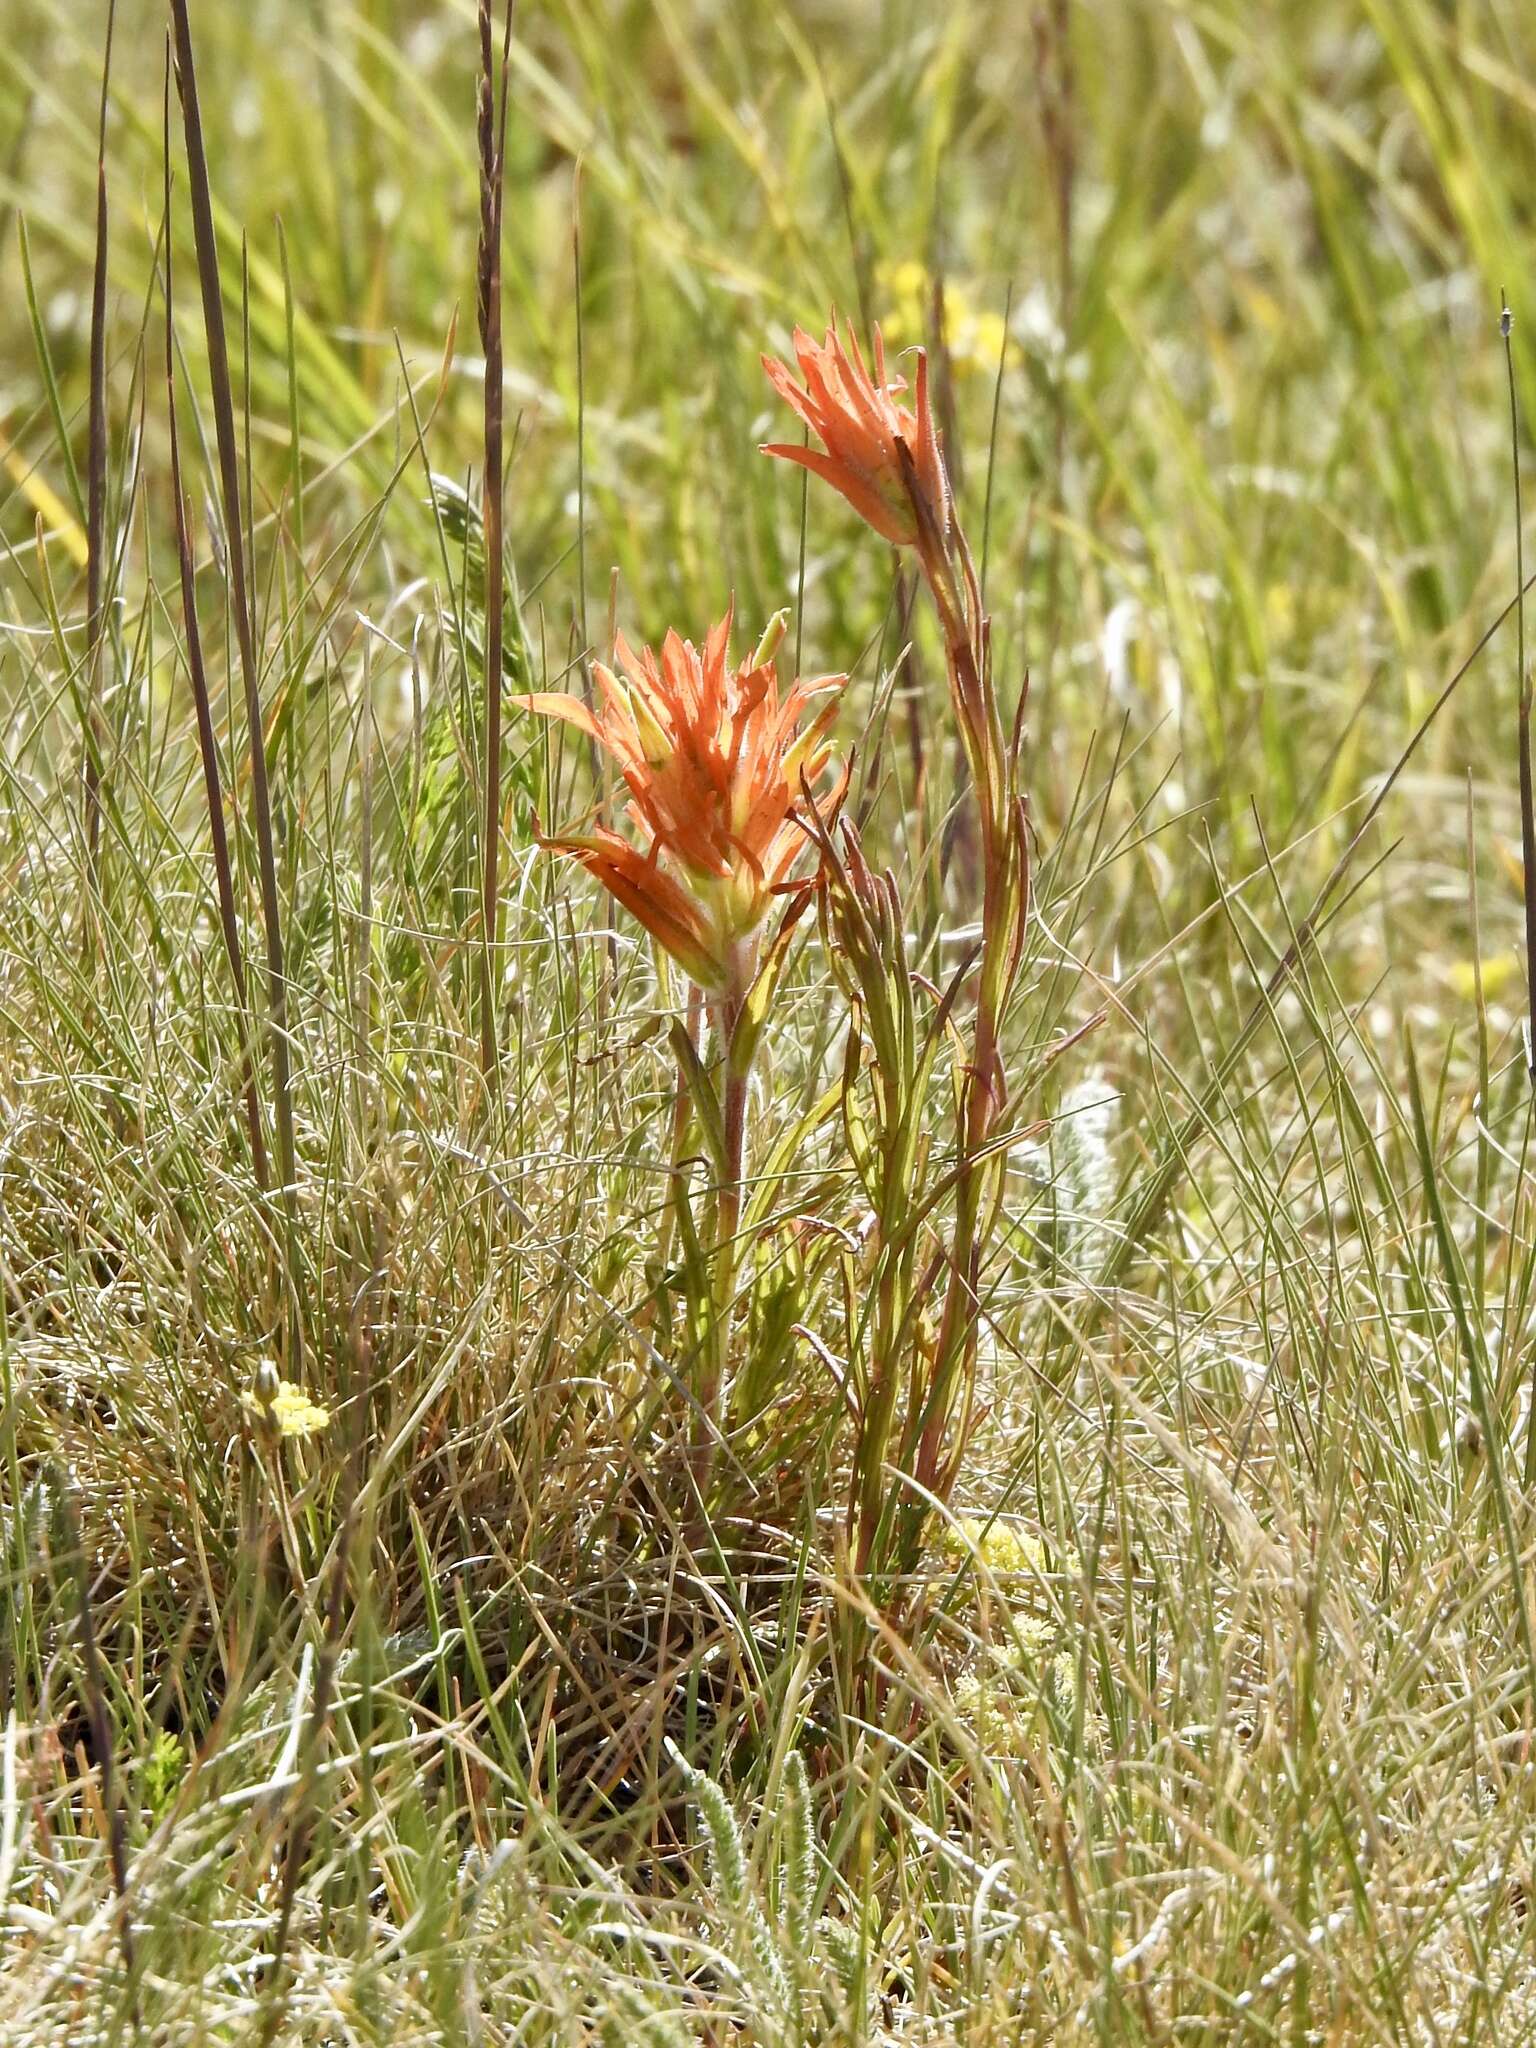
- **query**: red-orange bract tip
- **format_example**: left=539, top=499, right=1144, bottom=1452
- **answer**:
left=761, top=317, right=950, bottom=548
left=517, top=613, right=848, bottom=990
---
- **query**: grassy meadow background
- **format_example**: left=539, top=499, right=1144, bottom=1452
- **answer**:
left=5, top=0, right=1536, bottom=2038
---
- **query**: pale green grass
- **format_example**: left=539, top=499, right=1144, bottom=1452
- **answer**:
left=4, top=0, right=1536, bottom=2040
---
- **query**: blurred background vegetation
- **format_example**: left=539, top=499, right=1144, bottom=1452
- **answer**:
left=6, top=1, right=1536, bottom=2039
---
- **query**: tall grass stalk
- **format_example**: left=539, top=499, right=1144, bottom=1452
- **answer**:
left=475, top=0, right=512, bottom=1078
left=80, top=0, right=115, bottom=890
left=1501, top=295, right=1536, bottom=1080
left=161, top=54, right=268, bottom=1192
left=168, top=0, right=298, bottom=1269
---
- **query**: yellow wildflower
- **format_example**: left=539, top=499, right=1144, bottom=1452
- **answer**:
left=941, top=1514, right=1048, bottom=1578
left=1448, top=952, right=1518, bottom=1002
left=954, top=1634, right=1078, bottom=1757
left=243, top=1363, right=331, bottom=1442
left=876, top=261, right=1009, bottom=379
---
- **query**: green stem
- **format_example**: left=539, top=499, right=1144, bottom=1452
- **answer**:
left=697, top=947, right=755, bottom=1479
left=900, top=529, right=1018, bottom=1527
left=655, top=982, right=704, bottom=1286
left=853, top=1242, right=914, bottom=1578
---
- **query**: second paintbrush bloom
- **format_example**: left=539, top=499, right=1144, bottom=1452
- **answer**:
left=761, top=319, right=950, bottom=549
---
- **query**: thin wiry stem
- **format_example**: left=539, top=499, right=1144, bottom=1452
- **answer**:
left=656, top=980, right=705, bottom=1284
left=256, top=1385, right=370, bottom=2048
left=694, top=959, right=754, bottom=1488
left=81, top=0, right=116, bottom=890
left=979, top=278, right=1013, bottom=603
left=904, top=501, right=1028, bottom=1527
left=59, top=1479, right=138, bottom=2011
left=1502, top=293, right=1536, bottom=1081
left=476, top=0, right=514, bottom=1076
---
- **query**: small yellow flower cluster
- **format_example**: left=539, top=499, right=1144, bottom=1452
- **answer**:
left=877, top=261, right=1009, bottom=379
left=935, top=1516, right=1081, bottom=1757
left=953, top=1663, right=1017, bottom=1750
left=242, top=1371, right=331, bottom=1441
left=1447, top=951, right=1519, bottom=1002
left=941, top=1514, right=1047, bottom=1578
left=953, top=1629, right=1078, bottom=1758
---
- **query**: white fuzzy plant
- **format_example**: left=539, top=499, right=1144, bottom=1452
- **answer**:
left=1018, top=1079, right=1120, bottom=1285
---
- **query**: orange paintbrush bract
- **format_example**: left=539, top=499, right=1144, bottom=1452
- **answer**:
left=519, top=610, right=848, bottom=991
left=761, top=319, right=950, bottom=548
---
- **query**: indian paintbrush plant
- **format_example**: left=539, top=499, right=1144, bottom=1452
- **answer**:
left=519, top=317, right=1031, bottom=1570
left=17, top=9, right=1536, bottom=2031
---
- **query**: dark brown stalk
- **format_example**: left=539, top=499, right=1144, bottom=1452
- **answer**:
left=163, top=50, right=268, bottom=1190
left=82, top=0, right=117, bottom=887
left=168, top=2, right=298, bottom=1238
left=476, top=0, right=514, bottom=1076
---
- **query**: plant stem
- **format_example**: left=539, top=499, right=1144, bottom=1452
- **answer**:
left=853, top=1245, right=914, bottom=1578
left=655, top=981, right=704, bottom=1286
left=82, top=0, right=116, bottom=895
left=897, top=515, right=1024, bottom=1531
left=697, top=953, right=754, bottom=1479
left=702, top=1000, right=749, bottom=1431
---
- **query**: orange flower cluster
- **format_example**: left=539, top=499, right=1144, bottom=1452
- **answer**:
left=761, top=320, right=949, bottom=549
left=520, top=609, right=847, bottom=992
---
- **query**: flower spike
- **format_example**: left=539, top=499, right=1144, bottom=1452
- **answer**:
left=761, top=317, right=950, bottom=548
left=519, top=611, right=847, bottom=991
